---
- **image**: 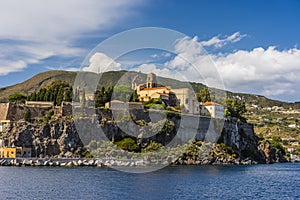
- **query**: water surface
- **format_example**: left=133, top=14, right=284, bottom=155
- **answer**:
left=0, top=163, right=299, bottom=199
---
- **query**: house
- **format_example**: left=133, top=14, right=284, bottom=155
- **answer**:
left=287, top=148, right=295, bottom=153
left=200, top=102, right=225, bottom=118
left=0, top=147, right=32, bottom=158
left=0, top=147, right=16, bottom=158
left=138, top=86, right=172, bottom=100
left=16, top=147, right=32, bottom=158
left=288, top=124, right=297, bottom=128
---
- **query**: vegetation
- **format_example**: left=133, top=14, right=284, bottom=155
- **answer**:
left=114, top=138, right=139, bottom=152
left=24, top=109, right=31, bottom=122
left=197, top=87, right=212, bottom=102
left=8, top=92, right=27, bottom=104
left=225, top=98, right=247, bottom=122
left=142, top=141, right=163, bottom=152
left=94, top=87, right=113, bottom=108
left=27, top=80, right=73, bottom=106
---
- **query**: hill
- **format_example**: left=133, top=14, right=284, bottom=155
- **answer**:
left=0, top=70, right=298, bottom=109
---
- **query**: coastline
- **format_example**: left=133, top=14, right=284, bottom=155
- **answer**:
left=0, top=157, right=293, bottom=167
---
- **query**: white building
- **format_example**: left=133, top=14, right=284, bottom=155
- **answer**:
left=200, top=102, right=225, bottom=118
left=288, top=124, right=297, bottom=128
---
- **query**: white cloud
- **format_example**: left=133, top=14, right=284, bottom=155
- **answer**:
left=0, top=60, right=27, bottom=76
left=0, top=0, right=144, bottom=75
left=82, top=53, right=121, bottom=73
left=200, top=32, right=247, bottom=48
left=215, top=46, right=300, bottom=96
left=0, top=1, right=142, bottom=41
left=140, top=35, right=300, bottom=100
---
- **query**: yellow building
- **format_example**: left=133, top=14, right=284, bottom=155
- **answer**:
left=0, top=147, right=16, bottom=158
left=0, top=147, right=32, bottom=158
left=138, top=86, right=171, bottom=102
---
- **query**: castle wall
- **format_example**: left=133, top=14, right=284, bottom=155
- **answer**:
left=4, top=104, right=53, bottom=121
left=0, top=103, right=9, bottom=121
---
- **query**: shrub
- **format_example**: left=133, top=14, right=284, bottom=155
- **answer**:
left=142, top=141, right=163, bottom=152
left=114, top=138, right=139, bottom=152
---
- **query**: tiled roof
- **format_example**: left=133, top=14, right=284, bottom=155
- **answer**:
left=141, top=86, right=170, bottom=91
left=202, top=102, right=222, bottom=106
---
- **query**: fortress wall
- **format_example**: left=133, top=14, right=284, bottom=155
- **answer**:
left=0, top=103, right=9, bottom=120
left=6, top=104, right=53, bottom=121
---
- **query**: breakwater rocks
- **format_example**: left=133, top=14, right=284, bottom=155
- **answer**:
left=0, top=157, right=257, bottom=167
left=0, top=158, right=150, bottom=167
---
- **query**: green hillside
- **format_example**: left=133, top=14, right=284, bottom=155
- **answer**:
left=0, top=70, right=298, bottom=109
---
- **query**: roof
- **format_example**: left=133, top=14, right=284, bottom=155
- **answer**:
left=110, top=100, right=125, bottom=103
left=141, top=86, right=170, bottom=91
left=202, top=102, right=223, bottom=106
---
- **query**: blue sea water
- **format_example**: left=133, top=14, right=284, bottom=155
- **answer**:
left=0, top=163, right=299, bottom=200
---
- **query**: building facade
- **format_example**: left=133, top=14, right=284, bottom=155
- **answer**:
left=200, top=102, right=225, bottom=118
left=172, top=88, right=199, bottom=114
left=0, top=147, right=16, bottom=158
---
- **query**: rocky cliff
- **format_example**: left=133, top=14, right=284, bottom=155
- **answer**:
left=2, top=118, right=84, bottom=158
left=1, top=115, right=287, bottom=163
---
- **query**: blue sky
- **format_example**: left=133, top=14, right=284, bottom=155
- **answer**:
left=0, top=0, right=300, bottom=102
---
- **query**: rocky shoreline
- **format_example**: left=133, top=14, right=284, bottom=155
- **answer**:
left=0, top=158, right=147, bottom=167
left=0, top=157, right=263, bottom=167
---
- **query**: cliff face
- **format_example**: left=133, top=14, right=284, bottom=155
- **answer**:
left=2, top=119, right=84, bottom=158
left=220, top=120, right=260, bottom=161
left=1, top=116, right=286, bottom=163
left=219, top=119, right=287, bottom=163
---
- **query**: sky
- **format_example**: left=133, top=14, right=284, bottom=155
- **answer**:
left=0, top=0, right=300, bottom=102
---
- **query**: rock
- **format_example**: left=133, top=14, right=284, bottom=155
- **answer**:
left=66, top=161, right=73, bottom=167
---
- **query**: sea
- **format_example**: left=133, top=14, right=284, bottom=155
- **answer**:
left=0, top=163, right=299, bottom=200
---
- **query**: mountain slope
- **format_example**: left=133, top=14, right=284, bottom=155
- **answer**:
left=0, top=70, right=298, bottom=108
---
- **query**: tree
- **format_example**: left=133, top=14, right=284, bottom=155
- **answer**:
left=114, top=138, right=139, bottom=152
left=130, top=90, right=139, bottom=102
left=8, top=93, right=27, bottom=104
left=27, top=80, right=73, bottom=106
left=225, top=98, right=247, bottom=122
left=24, top=109, right=31, bottom=122
left=56, top=88, right=63, bottom=106
left=94, top=87, right=113, bottom=108
left=198, top=87, right=211, bottom=102
left=28, top=92, right=37, bottom=101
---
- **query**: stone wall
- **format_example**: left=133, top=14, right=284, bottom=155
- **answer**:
left=6, top=104, right=52, bottom=121
left=0, top=103, right=9, bottom=120
left=0, top=103, right=54, bottom=121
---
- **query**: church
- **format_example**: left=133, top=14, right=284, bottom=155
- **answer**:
left=132, top=73, right=199, bottom=114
